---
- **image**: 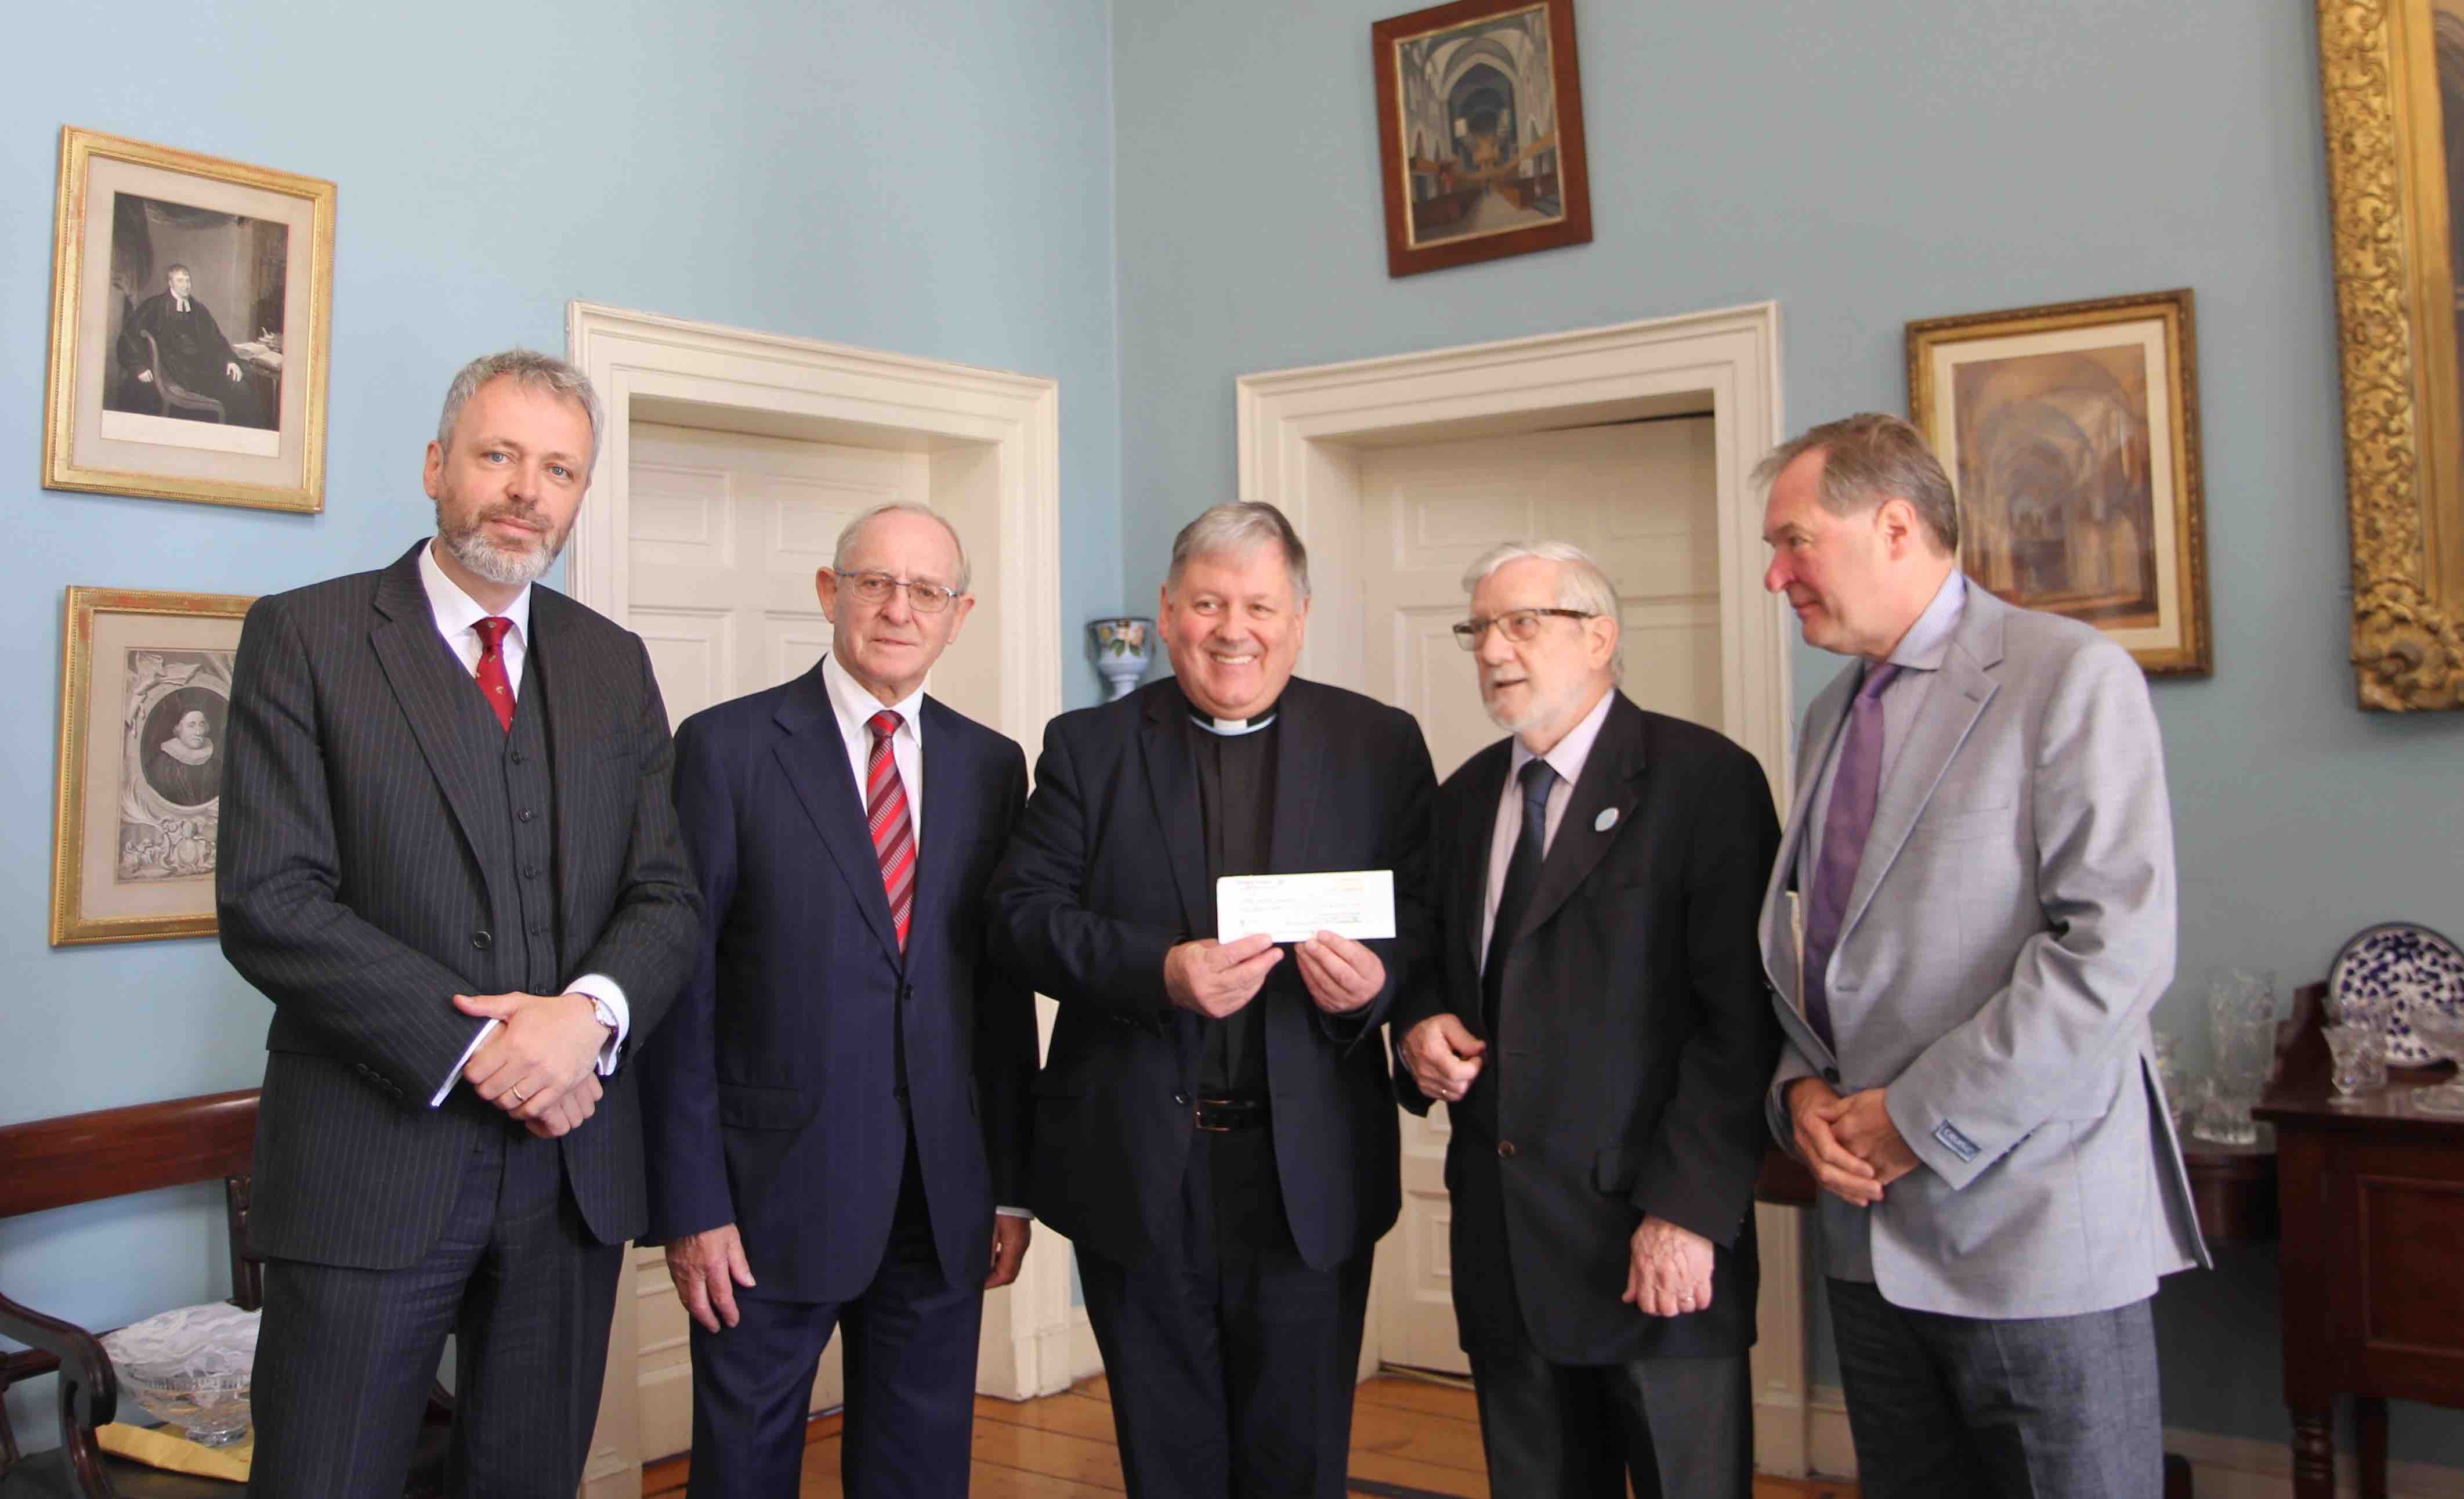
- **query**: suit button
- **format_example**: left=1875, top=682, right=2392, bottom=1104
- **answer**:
left=893, top=1085, right=909, bottom=1101
left=1823, top=1067, right=1842, bottom=1085
left=511, top=750, right=527, bottom=764
left=472, top=930, right=493, bottom=950
left=522, top=865, right=540, bottom=879
left=1497, top=1141, right=1517, bottom=1159
left=517, top=809, right=535, bottom=823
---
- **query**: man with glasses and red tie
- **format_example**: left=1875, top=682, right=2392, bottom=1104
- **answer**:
left=220, top=350, right=701, bottom=1497
left=640, top=501, right=1036, bottom=1497
left=1393, top=540, right=1780, bottom=1498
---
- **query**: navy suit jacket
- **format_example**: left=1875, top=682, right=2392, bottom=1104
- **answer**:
left=641, top=663, right=1035, bottom=1302
left=987, top=676, right=1437, bottom=1273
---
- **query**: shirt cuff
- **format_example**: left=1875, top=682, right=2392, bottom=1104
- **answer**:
left=430, top=1018, right=500, bottom=1108
left=567, top=974, right=630, bottom=1074
left=994, top=1206, right=1034, bottom=1220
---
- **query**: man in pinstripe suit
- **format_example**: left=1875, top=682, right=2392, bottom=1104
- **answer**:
left=219, top=349, right=702, bottom=1498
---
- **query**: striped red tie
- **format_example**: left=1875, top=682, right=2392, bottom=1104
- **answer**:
left=864, top=710, right=915, bottom=952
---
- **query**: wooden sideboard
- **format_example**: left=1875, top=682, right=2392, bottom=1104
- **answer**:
left=2256, top=1036, right=2464, bottom=1499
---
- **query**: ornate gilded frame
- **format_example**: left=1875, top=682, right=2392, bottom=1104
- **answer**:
left=44, top=127, right=335, bottom=514
left=2318, top=1, right=2464, bottom=707
left=1908, top=288, right=2212, bottom=676
left=53, top=587, right=254, bottom=945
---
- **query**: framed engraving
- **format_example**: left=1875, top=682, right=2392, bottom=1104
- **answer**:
left=52, top=587, right=255, bottom=945
left=1908, top=289, right=2212, bottom=676
left=44, top=127, right=335, bottom=514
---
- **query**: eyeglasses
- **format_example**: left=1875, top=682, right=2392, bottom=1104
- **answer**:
left=838, top=570, right=961, bottom=613
left=1450, top=608, right=1595, bottom=651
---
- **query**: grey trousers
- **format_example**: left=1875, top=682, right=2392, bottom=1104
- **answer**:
left=1826, top=1278, right=2162, bottom=1499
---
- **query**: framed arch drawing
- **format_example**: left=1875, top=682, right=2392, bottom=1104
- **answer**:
left=1371, top=0, right=1592, bottom=278
left=1906, top=289, right=2212, bottom=677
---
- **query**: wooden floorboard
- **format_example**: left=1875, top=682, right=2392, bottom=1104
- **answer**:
left=642, top=1374, right=1853, bottom=1497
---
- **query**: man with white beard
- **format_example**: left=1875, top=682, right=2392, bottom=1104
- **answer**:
left=219, top=349, right=701, bottom=1497
left=1392, top=540, right=1781, bottom=1498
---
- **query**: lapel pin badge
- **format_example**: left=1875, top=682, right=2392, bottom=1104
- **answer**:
left=1595, top=807, right=1619, bottom=833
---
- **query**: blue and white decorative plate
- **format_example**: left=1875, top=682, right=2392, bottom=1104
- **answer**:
left=2331, top=922, right=2464, bottom=1066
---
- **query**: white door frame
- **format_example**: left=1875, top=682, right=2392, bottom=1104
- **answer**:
left=562, top=302, right=1076, bottom=1494
left=1233, top=301, right=1818, bottom=1476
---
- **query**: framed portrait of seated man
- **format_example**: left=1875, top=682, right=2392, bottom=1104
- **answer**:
left=44, top=127, right=334, bottom=514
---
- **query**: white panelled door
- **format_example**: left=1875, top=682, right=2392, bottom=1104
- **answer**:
left=621, top=421, right=931, bottom=1462
left=1356, top=416, right=1720, bottom=1375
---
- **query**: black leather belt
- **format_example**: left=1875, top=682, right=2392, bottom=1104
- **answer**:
left=1192, top=1096, right=1271, bottom=1132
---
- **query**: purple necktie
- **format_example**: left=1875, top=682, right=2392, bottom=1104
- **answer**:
left=1801, top=662, right=1900, bottom=1051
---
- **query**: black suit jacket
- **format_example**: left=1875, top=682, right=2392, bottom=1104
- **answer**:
left=1395, top=693, right=1780, bottom=1363
left=987, top=676, right=1436, bottom=1273
left=641, top=666, right=1036, bottom=1301
left=219, top=541, right=702, bottom=1270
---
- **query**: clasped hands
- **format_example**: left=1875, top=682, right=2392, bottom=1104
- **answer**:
left=1786, top=1077, right=1922, bottom=1207
left=1163, top=930, right=1383, bottom=1017
left=454, top=991, right=613, bottom=1139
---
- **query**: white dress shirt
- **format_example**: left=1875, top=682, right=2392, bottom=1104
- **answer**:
left=419, top=539, right=629, bottom=1106
left=1481, top=685, right=1617, bottom=961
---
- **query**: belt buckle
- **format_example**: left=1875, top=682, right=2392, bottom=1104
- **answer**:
left=1193, top=1096, right=1239, bottom=1132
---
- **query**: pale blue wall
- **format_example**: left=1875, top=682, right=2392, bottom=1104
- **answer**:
left=1113, top=0, right=2464, bottom=1466
left=0, top=0, right=1120, bottom=1447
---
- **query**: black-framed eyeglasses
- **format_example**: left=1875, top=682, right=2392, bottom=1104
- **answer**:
left=1450, top=608, right=1595, bottom=651
left=838, top=570, right=961, bottom=613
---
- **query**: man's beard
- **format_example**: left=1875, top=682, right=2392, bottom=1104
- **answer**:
left=1480, top=676, right=1565, bottom=734
left=437, top=498, right=566, bottom=586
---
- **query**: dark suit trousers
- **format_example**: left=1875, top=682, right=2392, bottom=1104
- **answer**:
left=686, top=1130, right=981, bottom=1499
left=1075, top=1127, right=1372, bottom=1499
left=1826, top=1278, right=2161, bottom=1499
left=1468, top=1335, right=1749, bottom=1499
left=248, top=1121, right=622, bottom=1499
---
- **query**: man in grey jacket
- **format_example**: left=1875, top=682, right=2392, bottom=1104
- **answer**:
left=1755, top=413, right=2206, bottom=1498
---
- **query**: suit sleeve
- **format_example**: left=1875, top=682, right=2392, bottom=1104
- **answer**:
left=1634, top=747, right=1785, bottom=1247
left=566, top=634, right=701, bottom=1052
left=987, top=722, right=1182, bottom=1021
left=1314, top=711, right=1437, bottom=1051
left=637, top=711, right=738, bottom=1243
left=217, top=597, right=491, bottom=1104
left=1884, top=641, right=2177, bottom=1190
left=975, top=741, right=1039, bottom=1205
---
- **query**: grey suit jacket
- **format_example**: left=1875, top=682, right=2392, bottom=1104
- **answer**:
left=1760, top=581, right=2208, bottom=1319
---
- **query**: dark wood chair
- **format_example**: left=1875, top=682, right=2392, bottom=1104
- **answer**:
left=0, top=1090, right=445, bottom=1497
left=136, top=334, right=225, bottom=423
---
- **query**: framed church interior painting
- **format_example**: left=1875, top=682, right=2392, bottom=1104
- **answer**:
left=44, top=127, right=335, bottom=514
left=1906, top=289, right=2211, bottom=676
left=2316, top=1, right=2464, bottom=709
left=52, top=587, right=254, bottom=945
left=1370, top=0, right=1591, bottom=278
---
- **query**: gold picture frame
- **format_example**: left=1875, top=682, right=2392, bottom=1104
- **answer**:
left=44, top=127, right=335, bottom=514
left=2317, top=1, right=2464, bottom=708
left=53, top=587, right=255, bottom=945
left=1907, top=289, right=2211, bottom=676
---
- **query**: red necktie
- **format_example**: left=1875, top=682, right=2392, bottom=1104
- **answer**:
left=865, top=710, right=916, bottom=951
left=472, top=616, right=516, bottom=733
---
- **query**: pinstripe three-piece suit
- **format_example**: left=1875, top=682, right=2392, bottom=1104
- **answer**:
left=218, top=539, right=701, bottom=1497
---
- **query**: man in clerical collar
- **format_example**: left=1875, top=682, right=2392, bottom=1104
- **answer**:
left=112, top=263, right=263, bottom=427
left=990, top=501, right=1437, bottom=1498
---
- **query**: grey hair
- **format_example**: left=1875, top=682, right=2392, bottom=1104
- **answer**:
left=1751, top=411, right=1960, bottom=554
left=1167, top=502, right=1311, bottom=601
left=164, top=262, right=193, bottom=280
left=435, top=349, right=604, bottom=469
left=1461, top=539, right=1624, bottom=682
left=831, top=501, right=972, bottom=593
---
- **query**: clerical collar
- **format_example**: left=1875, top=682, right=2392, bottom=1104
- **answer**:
left=1188, top=700, right=1280, bottom=736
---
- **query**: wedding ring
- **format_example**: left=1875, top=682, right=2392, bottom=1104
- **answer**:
left=512, top=1085, right=533, bottom=1103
